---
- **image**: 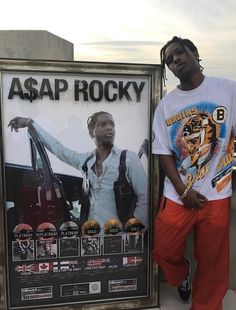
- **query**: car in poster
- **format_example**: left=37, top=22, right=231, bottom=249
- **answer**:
left=6, top=125, right=83, bottom=232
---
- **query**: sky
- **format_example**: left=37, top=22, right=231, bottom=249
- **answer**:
left=1, top=0, right=236, bottom=90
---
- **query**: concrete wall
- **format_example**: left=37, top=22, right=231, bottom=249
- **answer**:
left=0, top=30, right=73, bottom=60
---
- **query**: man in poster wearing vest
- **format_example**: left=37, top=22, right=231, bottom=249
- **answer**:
left=9, top=111, right=147, bottom=231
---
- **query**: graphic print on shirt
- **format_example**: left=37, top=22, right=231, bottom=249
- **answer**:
left=167, top=102, right=231, bottom=191
left=212, top=131, right=234, bottom=192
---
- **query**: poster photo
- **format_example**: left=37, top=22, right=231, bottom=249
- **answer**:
left=0, top=60, right=161, bottom=309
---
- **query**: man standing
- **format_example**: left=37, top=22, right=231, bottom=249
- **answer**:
left=152, top=36, right=236, bottom=309
left=9, top=111, right=147, bottom=230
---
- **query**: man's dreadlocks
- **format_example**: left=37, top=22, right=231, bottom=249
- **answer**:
left=160, top=36, right=203, bottom=86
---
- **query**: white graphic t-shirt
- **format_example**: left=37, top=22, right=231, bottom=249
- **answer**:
left=152, top=76, right=236, bottom=203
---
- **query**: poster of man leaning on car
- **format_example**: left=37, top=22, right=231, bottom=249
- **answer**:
left=0, top=61, right=160, bottom=310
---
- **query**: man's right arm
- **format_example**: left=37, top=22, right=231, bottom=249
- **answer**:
left=8, top=116, right=88, bottom=170
left=159, top=154, right=207, bottom=209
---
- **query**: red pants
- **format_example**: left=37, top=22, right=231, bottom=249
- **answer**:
left=153, top=197, right=230, bottom=310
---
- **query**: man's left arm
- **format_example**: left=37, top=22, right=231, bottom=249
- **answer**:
left=126, top=151, right=148, bottom=228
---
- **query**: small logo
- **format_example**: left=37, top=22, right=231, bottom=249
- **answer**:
left=212, top=107, right=227, bottom=124
left=82, top=220, right=101, bottom=236
left=104, top=219, right=122, bottom=235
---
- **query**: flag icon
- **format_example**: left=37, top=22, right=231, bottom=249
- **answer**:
left=39, top=262, right=50, bottom=271
left=15, top=264, right=35, bottom=273
left=87, top=258, right=110, bottom=267
left=123, top=256, right=143, bottom=266
left=53, top=261, right=70, bottom=271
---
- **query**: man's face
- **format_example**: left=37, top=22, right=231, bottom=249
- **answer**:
left=164, top=42, right=200, bottom=80
left=93, top=113, right=115, bottom=147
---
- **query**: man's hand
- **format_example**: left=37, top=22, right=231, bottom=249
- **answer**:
left=182, top=189, right=207, bottom=210
left=8, top=117, right=33, bottom=132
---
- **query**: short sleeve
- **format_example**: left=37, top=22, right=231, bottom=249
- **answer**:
left=152, top=100, right=172, bottom=155
left=230, top=80, right=236, bottom=135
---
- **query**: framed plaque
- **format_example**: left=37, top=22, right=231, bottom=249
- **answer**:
left=0, top=59, right=161, bottom=309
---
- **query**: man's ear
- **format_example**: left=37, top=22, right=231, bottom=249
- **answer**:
left=89, top=129, right=95, bottom=138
